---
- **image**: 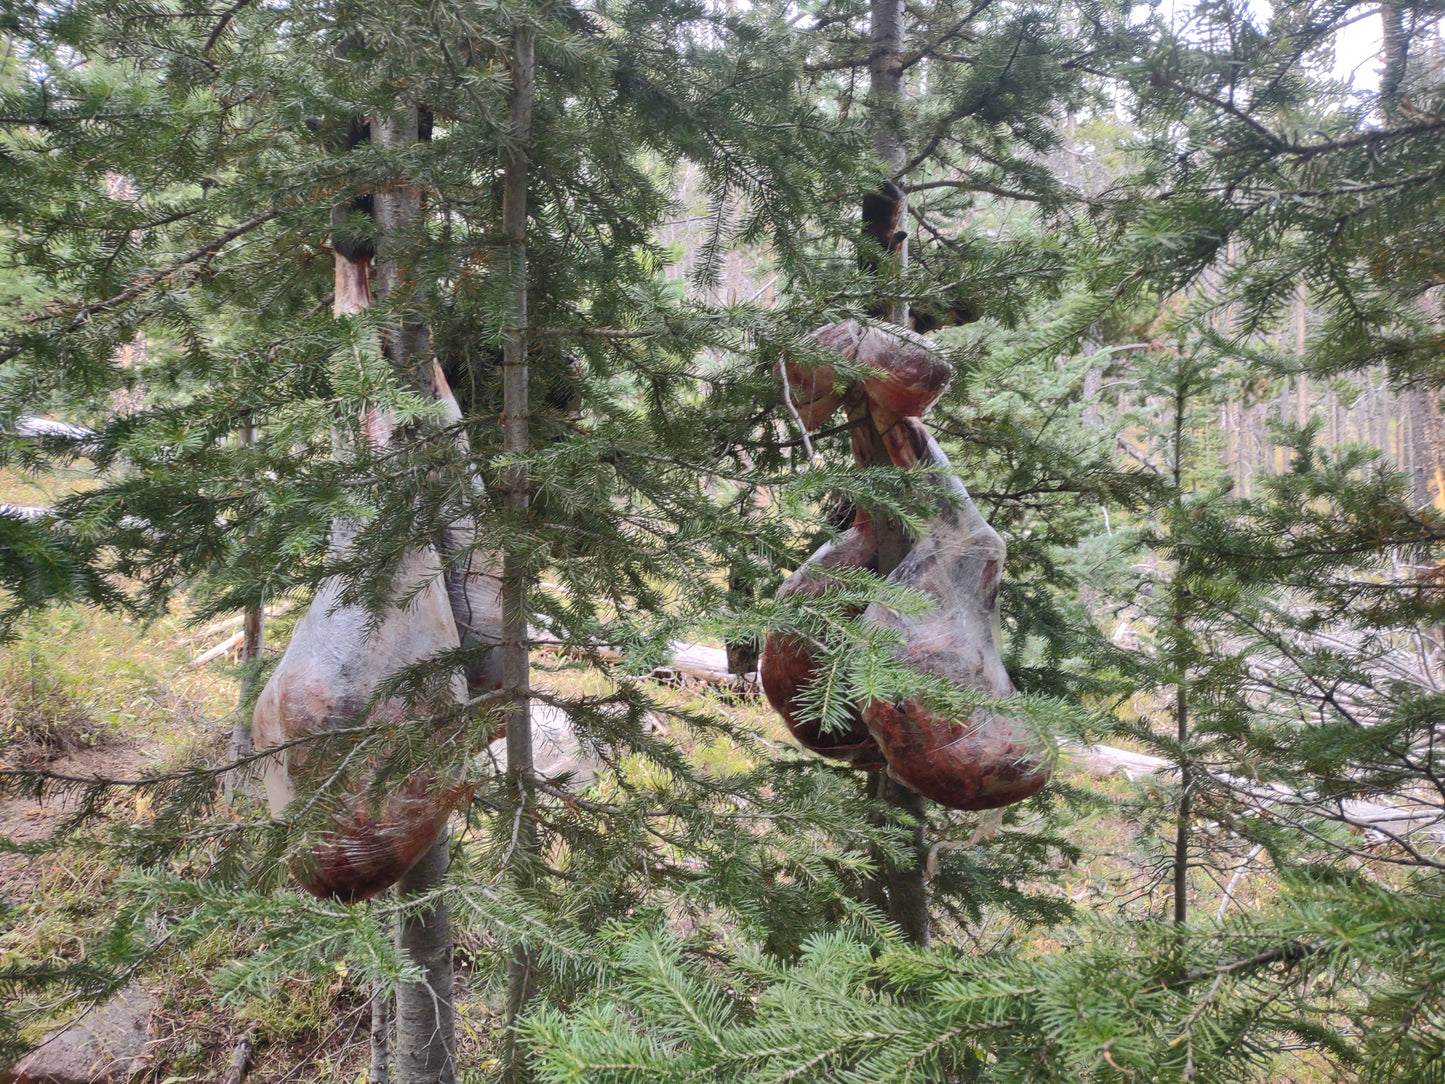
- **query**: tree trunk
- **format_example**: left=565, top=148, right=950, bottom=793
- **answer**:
left=394, top=837, right=456, bottom=1084
left=1169, top=378, right=1190, bottom=929
left=225, top=419, right=263, bottom=804
left=847, top=400, right=928, bottom=944
left=374, top=105, right=457, bottom=1084
left=1172, top=680, right=1190, bottom=925
left=501, top=20, right=539, bottom=1081
left=1380, top=3, right=1408, bottom=115
left=876, top=773, right=928, bottom=944
left=869, top=0, right=907, bottom=329
left=1403, top=285, right=1445, bottom=510
left=862, top=0, right=929, bottom=945
left=373, top=108, right=431, bottom=384
left=368, top=878, right=393, bottom=1084
left=369, top=968, right=392, bottom=1084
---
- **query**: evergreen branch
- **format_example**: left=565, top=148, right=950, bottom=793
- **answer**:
left=203, top=0, right=258, bottom=55
left=1180, top=941, right=1319, bottom=985
left=14, top=211, right=282, bottom=335
left=905, top=178, right=1046, bottom=203
left=1148, top=76, right=1285, bottom=150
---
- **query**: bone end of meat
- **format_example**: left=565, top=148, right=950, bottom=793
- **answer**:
left=334, top=254, right=371, bottom=317
left=804, top=320, right=953, bottom=423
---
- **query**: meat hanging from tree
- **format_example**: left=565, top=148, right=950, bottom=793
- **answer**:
left=761, top=315, right=1051, bottom=812
left=250, top=498, right=474, bottom=901
left=250, top=137, right=500, bottom=902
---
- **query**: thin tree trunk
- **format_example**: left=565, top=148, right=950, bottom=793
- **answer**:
left=374, top=105, right=457, bottom=1084
left=1172, top=680, right=1190, bottom=925
left=225, top=420, right=263, bottom=804
left=1295, top=282, right=1308, bottom=432
left=1408, top=378, right=1445, bottom=512
left=869, top=0, right=907, bottom=329
left=369, top=971, right=392, bottom=1084
left=877, top=774, right=928, bottom=944
left=848, top=400, right=928, bottom=945
left=1169, top=380, right=1190, bottom=928
left=501, top=19, right=538, bottom=1081
left=374, top=109, right=431, bottom=384
left=394, top=837, right=456, bottom=1084
left=1380, top=3, right=1408, bottom=115
left=863, top=0, right=928, bottom=945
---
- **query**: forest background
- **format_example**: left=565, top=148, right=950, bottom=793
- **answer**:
left=2, top=0, right=1445, bottom=1081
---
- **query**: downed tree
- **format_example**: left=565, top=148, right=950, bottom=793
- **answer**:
left=0, top=504, right=48, bottom=521
left=14, top=416, right=95, bottom=446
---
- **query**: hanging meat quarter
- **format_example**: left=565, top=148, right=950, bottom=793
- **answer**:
left=761, top=317, right=1051, bottom=812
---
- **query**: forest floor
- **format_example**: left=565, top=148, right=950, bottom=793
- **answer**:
left=0, top=742, right=151, bottom=901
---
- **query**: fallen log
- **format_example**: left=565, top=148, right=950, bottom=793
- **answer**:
left=15, top=416, right=95, bottom=444
left=531, top=629, right=759, bottom=685
left=0, top=504, right=48, bottom=521
left=1072, top=740, right=1445, bottom=843
left=171, top=605, right=289, bottom=647
left=186, top=630, right=245, bottom=668
left=485, top=701, right=611, bottom=790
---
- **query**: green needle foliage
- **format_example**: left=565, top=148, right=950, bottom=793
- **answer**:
left=0, top=0, right=1112, bottom=1074
left=7, top=0, right=1445, bottom=1080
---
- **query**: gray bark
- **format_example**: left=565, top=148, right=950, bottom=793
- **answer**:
left=863, top=0, right=927, bottom=945
left=225, top=421, right=263, bottom=804
left=394, top=837, right=456, bottom=1084
left=1170, top=382, right=1190, bottom=928
left=374, top=109, right=431, bottom=385
left=501, top=21, right=539, bottom=1081
left=1380, top=3, right=1408, bottom=115
left=877, top=773, right=929, bottom=945
left=375, top=105, right=457, bottom=1084
left=868, top=0, right=908, bottom=328
left=369, top=975, right=392, bottom=1084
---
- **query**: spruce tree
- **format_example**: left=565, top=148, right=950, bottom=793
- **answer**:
left=0, top=0, right=1030, bottom=1076
left=21, top=0, right=1445, bottom=1081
